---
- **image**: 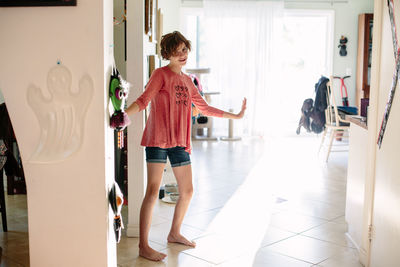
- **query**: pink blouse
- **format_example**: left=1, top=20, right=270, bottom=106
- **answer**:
left=135, top=66, right=224, bottom=153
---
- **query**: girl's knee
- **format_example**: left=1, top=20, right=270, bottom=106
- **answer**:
left=179, top=187, right=193, bottom=199
left=145, top=185, right=160, bottom=200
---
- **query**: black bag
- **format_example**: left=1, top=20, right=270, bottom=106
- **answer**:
left=197, top=116, right=208, bottom=124
left=296, top=98, right=313, bottom=134
left=296, top=76, right=329, bottom=134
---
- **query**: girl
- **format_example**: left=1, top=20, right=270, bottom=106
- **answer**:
left=126, top=31, right=246, bottom=261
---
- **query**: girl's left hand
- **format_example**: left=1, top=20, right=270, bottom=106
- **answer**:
left=236, top=98, right=247, bottom=119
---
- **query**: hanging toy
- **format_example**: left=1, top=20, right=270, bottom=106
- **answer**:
left=109, top=182, right=124, bottom=243
left=338, top=36, right=348, bottom=56
left=108, top=63, right=128, bottom=242
left=109, top=67, right=130, bottom=149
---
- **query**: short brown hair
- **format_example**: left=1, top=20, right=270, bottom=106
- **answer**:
left=160, top=31, right=191, bottom=60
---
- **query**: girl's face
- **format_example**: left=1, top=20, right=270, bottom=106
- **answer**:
left=169, top=42, right=189, bottom=67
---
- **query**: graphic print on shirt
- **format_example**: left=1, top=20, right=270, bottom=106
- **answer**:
left=175, top=85, right=189, bottom=106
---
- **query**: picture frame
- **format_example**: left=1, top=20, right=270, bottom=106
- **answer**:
left=150, top=0, right=154, bottom=36
left=145, top=0, right=157, bottom=40
left=156, top=7, right=163, bottom=56
left=144, top=0, right=151, bottom=35
left=0, top=0, right=76, bottom=7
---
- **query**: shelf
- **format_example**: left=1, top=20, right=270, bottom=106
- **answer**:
left=346, top=115, right=368, bottom=130
left=356, top=13, right=373, bottom=111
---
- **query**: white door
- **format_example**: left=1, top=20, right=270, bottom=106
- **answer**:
left=369, top=1, right=400, bottom=266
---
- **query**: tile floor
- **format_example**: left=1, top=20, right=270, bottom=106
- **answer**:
left=0, top=135, right=363, bottom=267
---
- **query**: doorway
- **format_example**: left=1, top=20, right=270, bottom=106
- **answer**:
left=278, top=9, right=334, bottom=135
left=182, top=8, right=334, bottom=137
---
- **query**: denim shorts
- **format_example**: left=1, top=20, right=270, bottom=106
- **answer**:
left=145, top=146, right=191, bottom=167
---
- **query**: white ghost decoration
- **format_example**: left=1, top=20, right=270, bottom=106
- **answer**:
left=27, top=64, right=93, bottom=163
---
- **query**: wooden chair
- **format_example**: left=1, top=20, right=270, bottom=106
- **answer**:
left=0, top=168, right=7, bottom=232
left=0, top=104, right=26, bottom=195
left=319, top=77, right=351, bottom=162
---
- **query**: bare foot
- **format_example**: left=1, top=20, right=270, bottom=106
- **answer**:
left=167, top=232, right=196, bottom=247
left=139, top=245, right=167, bottom=261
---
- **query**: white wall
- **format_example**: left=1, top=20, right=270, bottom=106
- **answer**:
left=157, top=0, right=183, bottom=67
left=125, top=0, right=147, bottom=238
left=0, top=1, right=116, bottom=266
left=159, top=0, right=182, bottom=34
left=114, top=0, right=126, bottom=78
left=285, top=0, right=374, bottom=106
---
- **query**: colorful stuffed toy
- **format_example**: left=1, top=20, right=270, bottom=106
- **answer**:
left=109, top=67, right=130, bottom=148
left=109, top=182, right=124, bottom=243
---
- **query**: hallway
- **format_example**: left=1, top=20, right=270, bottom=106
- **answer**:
left=0, top=135, right=360, bottom=266
left=117, top=136, right=360, bottom=267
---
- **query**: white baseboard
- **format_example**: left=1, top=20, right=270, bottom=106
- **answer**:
left=359, top=248, right=368, bottom=267
left=126, top=223, right=140, bottom=237
left=345, top=232, right=360, bottom=251
left=345, top=232, right=367, bottom=267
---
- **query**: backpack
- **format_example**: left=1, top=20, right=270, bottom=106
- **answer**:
left=296, top=76, right=329, bottom=134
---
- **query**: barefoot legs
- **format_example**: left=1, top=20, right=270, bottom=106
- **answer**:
left=139, top=163, right=167, bottom=261
left=167, top=164, right=196, bottom=247
left=139, top=163, right=196, bottom=262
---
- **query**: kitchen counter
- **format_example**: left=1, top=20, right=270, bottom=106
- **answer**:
left=345, top=115, right=368, bottom=130
left=345, top=115, right=368, bottom=251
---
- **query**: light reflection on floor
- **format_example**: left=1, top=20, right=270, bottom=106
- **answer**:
left=0, top=135, right=361, bottom=267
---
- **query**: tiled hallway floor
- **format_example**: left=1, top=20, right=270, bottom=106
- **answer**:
left=117, top=136, right=362, bottom=267
left=0, top=136, right=362, bottom=267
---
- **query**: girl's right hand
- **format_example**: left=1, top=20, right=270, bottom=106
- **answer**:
left=236, top=98, right=247, bottom=119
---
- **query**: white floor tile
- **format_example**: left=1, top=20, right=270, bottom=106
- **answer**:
left=160, top=247, right=215, bottom=267
left=253, top=248, right=313, bottom=267
left=316, top=248, right=362, bottom=267
left=181, top=233, right=254, bottom=265
left=301, top=221, right=355, bottom=248
left=270, top=211, right=328, bottom=233
left=183, top=209, right=221, bottom=231
left=266, top=235, right=350, bottom=264
left=260, top=226, right=297, bottom=247
left=283, top=199, right=345, bottom=220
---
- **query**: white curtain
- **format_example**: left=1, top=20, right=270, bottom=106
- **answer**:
left=201, top=1, right=283, bottom=137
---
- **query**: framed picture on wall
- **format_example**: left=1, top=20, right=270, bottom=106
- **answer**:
left=145, top=0, right=158, bottom=40
left=156, top=7, right=163, bottom=56
left=0, top=0, right=76, bottom=7
left=145, top=0, right=151, bottom=35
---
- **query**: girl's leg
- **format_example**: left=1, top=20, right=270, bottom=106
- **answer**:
left=139, top=162, right=167, bottom=261
left=167, top=164, right=196, bottom=247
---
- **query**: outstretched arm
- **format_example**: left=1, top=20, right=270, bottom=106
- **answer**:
left=190, top=80, right=246, bottom=119
left=222, top=98, right=247, bottom=119
left=126, top=102, right=140, bottom=116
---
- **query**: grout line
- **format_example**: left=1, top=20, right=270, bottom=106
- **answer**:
left=327, top=214, right=346, bottom=223
left=297, top=234, right=357, bottom=249
left=178, top=249, right=219, bottom=266
left=261, top=249, right=317, bottom=266
left=258, top=233, right=301, bottom=249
